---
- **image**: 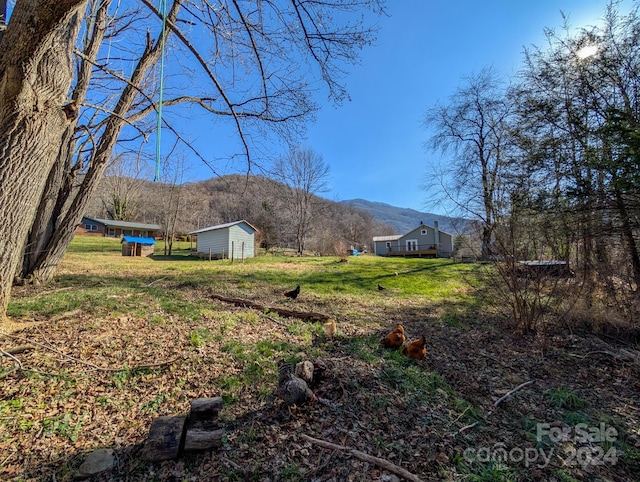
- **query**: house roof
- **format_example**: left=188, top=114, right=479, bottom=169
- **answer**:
left=83, top=216, right=161, bottom=231
left=188, top=220, right=257, bottom=235
left=374, top=223, right=454, bottom=242
left=373, top=235, right=402, bottom=242
left=122, top=236, right=156, bottom=245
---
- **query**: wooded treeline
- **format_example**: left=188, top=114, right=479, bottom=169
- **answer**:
left=425, top=3, right=640, bottom=329
left=86, top=174, right=396, bottom=255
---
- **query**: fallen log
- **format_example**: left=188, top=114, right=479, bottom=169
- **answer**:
left=184, top=426, right=224, bottom=451
left=209, top=293, right=330, bottom=322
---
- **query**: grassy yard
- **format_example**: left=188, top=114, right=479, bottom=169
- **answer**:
left=1, top=236, right=638, bottom=481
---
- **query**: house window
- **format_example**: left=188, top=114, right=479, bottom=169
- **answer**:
left=107, top=228, right=116, bottom=237
left=421, top=229, right=427, bottom=235
left=123, top=230, right=133, bottom=236
left=84, top=224, right=98, bottom=232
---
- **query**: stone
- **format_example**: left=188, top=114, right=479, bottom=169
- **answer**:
left=76, top=448, right=115, bottom=479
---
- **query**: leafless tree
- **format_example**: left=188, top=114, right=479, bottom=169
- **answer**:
left=156, top=153, right=190, bottom=256
left=424, top=67, right=514, bottom=258
left=273, top=147, right=330, bottom=256
left=101, top=153, right=152, bottom=220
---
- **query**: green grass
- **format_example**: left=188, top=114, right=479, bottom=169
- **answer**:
left=545, top=387, right=587, bottom=410
left=190, top=327, right=213, bottom=347
left=9, top=236, right=481, bottom=321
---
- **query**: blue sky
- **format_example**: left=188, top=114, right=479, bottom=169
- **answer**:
left=296, top=0, right=635, bottom=214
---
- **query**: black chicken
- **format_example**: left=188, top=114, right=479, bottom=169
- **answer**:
left=277, top=362, right=316, bottom=406
left=283, top=285, right=300, bottom=300
left=377, top=283, right=386, bottom=291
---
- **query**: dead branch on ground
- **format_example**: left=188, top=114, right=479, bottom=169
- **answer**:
left=301, top=434, right=424, bottom=482
left=493, top=380, right=536, bottom=408
left=1, top=345, right=33, bottom=356
left=209, top=292, right=330, bottom=322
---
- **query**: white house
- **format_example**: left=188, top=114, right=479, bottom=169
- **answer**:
left=189, top=220, right=257, bottom=260
left=372, top=221, right=453, bottom=257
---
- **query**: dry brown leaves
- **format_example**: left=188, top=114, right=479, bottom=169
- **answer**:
left=1, top=289, right=639, bottom=481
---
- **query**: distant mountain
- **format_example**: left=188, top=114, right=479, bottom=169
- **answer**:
left=341, top=199, right=469, bottom=235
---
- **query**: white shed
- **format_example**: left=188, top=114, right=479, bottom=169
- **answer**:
left=189, top=220, right=257, bottom=260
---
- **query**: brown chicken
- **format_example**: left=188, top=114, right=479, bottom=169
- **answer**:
left=324, top=319, right=337, bottom=338
left=284, top=285, right=300, bottom=300
left=402, top=335, right=427, bottom=360
left=277, top=362, right=316, bottom=406
left=380, top=324, right=405, bottom=348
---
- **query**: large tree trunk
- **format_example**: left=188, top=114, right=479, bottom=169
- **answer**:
left=21, top=0, right=182, bottom=284
left=0, top=0, right=86, bottom=320
left=18, top=127, right=78, bottom=283
left=18, top=0, right=109, bottom=283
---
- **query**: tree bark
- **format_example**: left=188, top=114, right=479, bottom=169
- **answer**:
left=17, top=0, right=109, bottom=283
left=20, top=0, right=181, bottom=284
left=0, top=0, right=87, bottom=320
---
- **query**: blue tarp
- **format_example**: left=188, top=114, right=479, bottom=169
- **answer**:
left=122, top=236, right=156, bottom=245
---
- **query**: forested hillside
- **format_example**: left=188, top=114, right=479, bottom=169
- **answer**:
left=85, top=174, right=396, bottom=254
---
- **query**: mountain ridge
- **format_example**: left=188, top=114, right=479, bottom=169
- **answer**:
left=341, top=198, right=468, bottom=235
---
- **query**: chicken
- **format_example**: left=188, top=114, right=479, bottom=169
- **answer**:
left=401, top=335, right=427, bottom=360
left=380, top=323, right=405, bottom=348
left=295, top=360, right=315, bottom=384
left=377, top=283, right=386, bottom=291
left=324, top=319, right=337, bottom=338
left=284, top=285, right=300, bottom=300
left=277, top=362, right=316, bottom=406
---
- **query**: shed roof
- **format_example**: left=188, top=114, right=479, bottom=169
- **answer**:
left=122, top=236, right=156, bottom=245
left=83, top=216, right=161, bottom=231
left=188, top=220, right=257, bottom=235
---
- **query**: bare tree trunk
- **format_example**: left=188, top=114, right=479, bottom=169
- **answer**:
left=21, top=0, right=181, bottom=283
left=614, top=187, right=640, bottom=287
left=0, top=0, right=86, bottom=320
left=18, top=0, right=109, bottom=283
left=18, top=128, right=78, bottom=283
